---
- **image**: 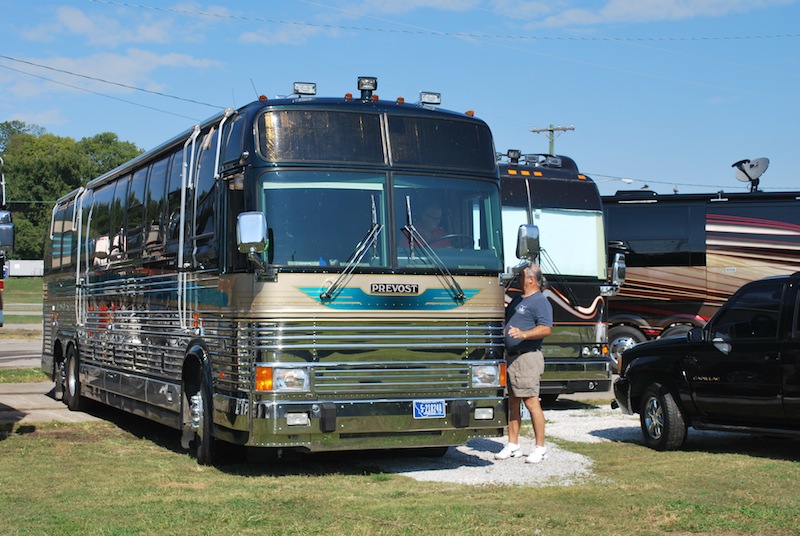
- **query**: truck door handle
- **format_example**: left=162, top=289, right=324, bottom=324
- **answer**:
left=764, top=351, right=780, bottom=361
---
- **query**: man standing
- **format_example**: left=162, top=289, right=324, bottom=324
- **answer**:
left=495, top=264, right=553, bottom=464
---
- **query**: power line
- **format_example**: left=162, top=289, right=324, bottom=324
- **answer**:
left=0, top=63, right=205, bottom=122
left=88, top=0, right=800, bottom=43
left=0, top=55, right=222, bottom=110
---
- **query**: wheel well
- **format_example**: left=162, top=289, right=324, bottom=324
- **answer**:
left=629, top=374, right=686, bottom=416
left=181, top=345, right=207, bottom=397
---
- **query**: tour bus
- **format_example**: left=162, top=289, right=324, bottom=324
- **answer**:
left=603, top=188, right=800, bottom=365
left=0, top=157, right=13, bottom=327
left=499, top=151, right=626, bottom=401
left=42, top=78, right=516, bottom=464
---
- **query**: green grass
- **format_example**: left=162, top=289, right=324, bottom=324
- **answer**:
left=0, top=417, right=798, bottom=535
left=2, top=276, right=42, bottom=303
left=0, top=368, right=48, bottom=383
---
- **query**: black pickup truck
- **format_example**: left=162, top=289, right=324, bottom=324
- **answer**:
left=613, top=273, right=800, bottom=450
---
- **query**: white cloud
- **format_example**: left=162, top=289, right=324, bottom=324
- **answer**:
left=534, top=0, right=794, bottom=27
left=4, top=50, right=221, bottom=99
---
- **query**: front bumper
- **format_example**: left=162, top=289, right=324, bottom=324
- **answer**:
left=613, top=376, right=633, bottom=414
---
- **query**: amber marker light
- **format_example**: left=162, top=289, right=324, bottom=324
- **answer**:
left=255, top=366, right=273, bottom=391
left=500, top=362, right=507, bottom=387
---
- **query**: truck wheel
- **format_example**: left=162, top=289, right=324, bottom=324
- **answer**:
left=639, top=383, right=686, bottom=451
left=63, top=345, right=85, bottom=412
left=608, top=326, right=646, bottom=370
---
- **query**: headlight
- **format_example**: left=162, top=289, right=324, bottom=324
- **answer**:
left=255, top=366, right=310, bottom=392
left=472, top=364, right=502, bottom=388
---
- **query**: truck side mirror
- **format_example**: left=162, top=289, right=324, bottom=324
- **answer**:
left=687, top=327, right=704, bottom=343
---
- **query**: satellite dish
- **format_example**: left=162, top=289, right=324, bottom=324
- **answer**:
left=732, top=158, right=769, bottom=192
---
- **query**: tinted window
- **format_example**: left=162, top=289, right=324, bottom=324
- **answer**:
left=165, top=148, right=185, bottom=244
left=258, top=110, right=384, bottom=164
left=126, top=168, right=148, bottom=255
left=193, top=129, right=218, bottom=267
left=221, top=113, right=247, bottom=165
left=88, top=183, right=116, bottom=266
left=605, top=203, right=704, bottom=267
left=388, top=116, right=496, bottom=173
left=711, top=282, right=784, bottom=339
left=144, top=156, right=169, bottom=254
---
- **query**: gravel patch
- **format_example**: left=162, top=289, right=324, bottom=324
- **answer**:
left=359, top=405, right=642, bottom=487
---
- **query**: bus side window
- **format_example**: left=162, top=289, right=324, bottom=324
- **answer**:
left=164, top=148, right=185, bottom=260
left=49, top=202, right=74, bottom=272
left=109, top=176, right=128, bottom=262
left=193, top=129, right=219, bottom=268
left=126, top=167, right=148, bottom=257
left=221, top=113, right=246, bottom=167
left=88, top=183, right=116, bottom=267
left=144, top=156, right=169, bottom=258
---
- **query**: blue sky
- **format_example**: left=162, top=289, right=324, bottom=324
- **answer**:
left=1, top=0, right=798, bottom=196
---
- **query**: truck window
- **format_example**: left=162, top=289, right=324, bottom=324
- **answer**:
left=711, top=282, right=783, bottom=339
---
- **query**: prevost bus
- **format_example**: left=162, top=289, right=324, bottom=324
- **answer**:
left=42, top=78, right=511, bottom=464
left=499, top=151, right=626, bottom=401
left=0, top=156, right=13, bottom=327
left=603, top=188, right=800, bottom=364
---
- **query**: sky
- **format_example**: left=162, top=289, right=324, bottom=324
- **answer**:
left=1, top=0, right=798, bottom=196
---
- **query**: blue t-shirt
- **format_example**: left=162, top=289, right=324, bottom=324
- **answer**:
left=504, top=291, right=553, bottom=352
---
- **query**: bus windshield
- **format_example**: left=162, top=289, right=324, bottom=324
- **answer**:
left=260, top=170, right=503, bottom=272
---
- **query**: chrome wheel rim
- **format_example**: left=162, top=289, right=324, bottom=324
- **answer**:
left=643, top=396, right=664, bottom=440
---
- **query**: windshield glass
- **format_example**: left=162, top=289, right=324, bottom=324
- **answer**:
left=259, top=170, right=503, bottom=272
left=502, top=207, right=606, bottom=278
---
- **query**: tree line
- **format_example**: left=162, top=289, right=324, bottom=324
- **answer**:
left=1, top=120, right=143, bottom=260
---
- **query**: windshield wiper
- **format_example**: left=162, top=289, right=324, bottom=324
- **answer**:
left=320, top=196, right=383, bottom=301
left=403, top=196, right=465, bottom=303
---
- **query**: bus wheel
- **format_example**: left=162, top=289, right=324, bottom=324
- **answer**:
left=639, top=382, right=687, bottom=451
left=190, top=372, right=218, bottom=466
left=608, top=326, right=646, bottom=370
left=63, top=346, right=85, bottom=412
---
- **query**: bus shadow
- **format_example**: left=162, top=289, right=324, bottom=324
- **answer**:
left=85, top=404, right=502, bottom=476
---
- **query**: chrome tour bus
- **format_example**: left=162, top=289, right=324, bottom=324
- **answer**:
left=499, top=151, right=625, bottom=401
left=604, top=187, right=800, bottom=366
left=42, top=78, right=512, bottom=464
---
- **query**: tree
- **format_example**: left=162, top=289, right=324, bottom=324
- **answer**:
left=0, top=121, right=143, bottom=259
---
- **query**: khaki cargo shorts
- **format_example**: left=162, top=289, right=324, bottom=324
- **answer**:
left=505, top=350, right=544, bottom=398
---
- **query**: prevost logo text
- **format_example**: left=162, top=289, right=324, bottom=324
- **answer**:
left=370, top=283, right=420, bottom=294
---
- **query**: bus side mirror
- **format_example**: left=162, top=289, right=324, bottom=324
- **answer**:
left=516, top=224, right=540, bottom=260
left=611, top=253, right=626, bottom=287
left=237, top=212, right=268, bottom=254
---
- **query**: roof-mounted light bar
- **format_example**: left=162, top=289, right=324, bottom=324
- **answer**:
left=293, top=82, right=316, bottom=96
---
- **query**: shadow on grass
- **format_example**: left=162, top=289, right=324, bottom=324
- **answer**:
left=74, top=400, right=504, bottom=477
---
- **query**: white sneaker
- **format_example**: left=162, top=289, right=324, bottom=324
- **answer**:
left=494, top=444, right=522, bottom=460
left=525, top=446, right=548, bottom=464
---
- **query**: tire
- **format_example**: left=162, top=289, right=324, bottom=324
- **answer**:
left=191, top=370, right=219, bottom=466
left=639, top=382, right=687, bottom=451
left=609, top=326, right=647, bottom=371
left=63, top=345, right=85, bottom=412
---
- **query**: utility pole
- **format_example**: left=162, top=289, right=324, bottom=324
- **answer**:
left=530, top=124, right=574, bottom=155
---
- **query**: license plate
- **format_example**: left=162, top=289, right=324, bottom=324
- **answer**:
left=413, top=399, right=446, bottom=419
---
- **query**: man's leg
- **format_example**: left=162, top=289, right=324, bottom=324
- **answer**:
left=507, top=394, right=522, bottom=444
left=523, top=395, right=545, bottom=446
